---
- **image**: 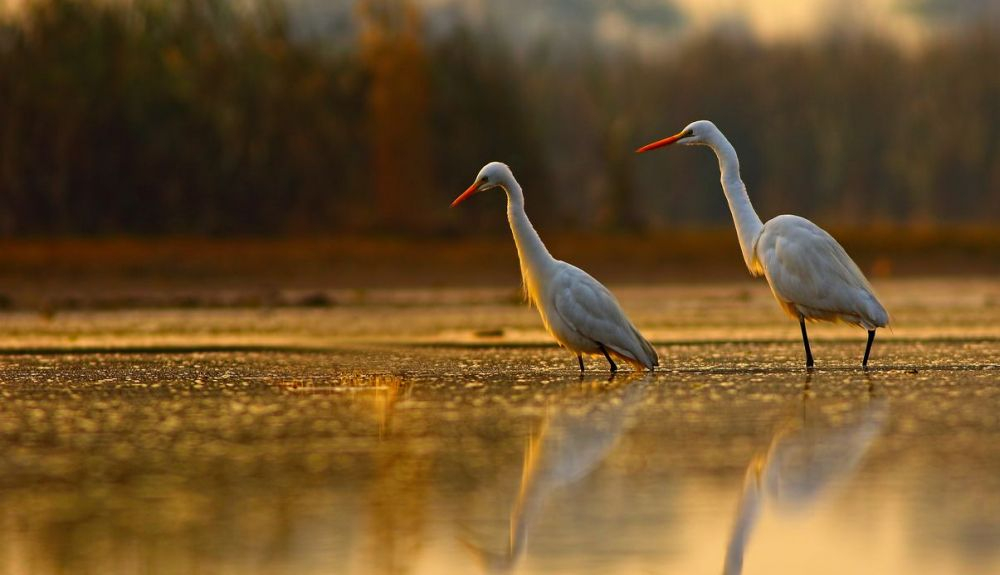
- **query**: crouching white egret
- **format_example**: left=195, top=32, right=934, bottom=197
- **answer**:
left=637, top=121, right=888, bottom=368
left=451, top=162, right=658, bottom=373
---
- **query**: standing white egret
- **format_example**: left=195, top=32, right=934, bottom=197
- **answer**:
left=451, top=162, right=658, bottom=373
left=637, top=121, right=888, bottom=368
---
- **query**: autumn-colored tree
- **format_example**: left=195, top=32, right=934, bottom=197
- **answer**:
left=358, top=0, right=435, bottom=231
left=0, top=0, right=997, bottom=235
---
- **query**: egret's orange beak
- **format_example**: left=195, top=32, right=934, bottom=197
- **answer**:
left=636, top=131, right=685, bottom=153
left=451, top=181, right=481, bottom=207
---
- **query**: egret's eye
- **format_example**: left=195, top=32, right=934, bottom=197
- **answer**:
left=683, top=129, right=694, bottom=138
left=482, top=176, right=489, bottom=183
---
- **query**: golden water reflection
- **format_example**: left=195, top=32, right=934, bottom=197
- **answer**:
left=464, top=375, right=650, bottom=573
left=724, top=389, right=889, bottom=574
left=0, top=347, right=997, bottom=574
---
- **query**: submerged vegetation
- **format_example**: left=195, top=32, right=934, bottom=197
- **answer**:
left=0, top=0, right=997, bottom=236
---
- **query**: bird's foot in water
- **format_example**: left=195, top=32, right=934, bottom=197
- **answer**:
left=598, top=344, right=617, bottom=373
left=862, top=329, right=876, bottom=370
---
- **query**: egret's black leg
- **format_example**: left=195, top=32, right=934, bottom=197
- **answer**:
left=578, top=354, right=585, bottom=373
left=799, top=317, right=815, bottom=369
left=862, top=329, right=876, bottom=369
left=598, top=344, right=617, bottom=373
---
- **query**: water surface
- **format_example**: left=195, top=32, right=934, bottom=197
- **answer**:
left=0, top=279, right=997, bottom=574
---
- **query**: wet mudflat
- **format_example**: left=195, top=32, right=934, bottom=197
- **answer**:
left=0, top=279, right=997, bottom=574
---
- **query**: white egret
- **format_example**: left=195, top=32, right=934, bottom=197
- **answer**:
left=451, top=162, right=658, bottom=372
left=637, top=121, right=889, bottom=368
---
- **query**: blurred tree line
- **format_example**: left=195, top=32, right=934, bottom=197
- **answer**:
left=0, top=0, right=997, bottom=236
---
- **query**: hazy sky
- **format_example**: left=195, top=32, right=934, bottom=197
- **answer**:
left=4, top=0, right=998, bottom=52
left=279, top=0, right=1000, bottom=54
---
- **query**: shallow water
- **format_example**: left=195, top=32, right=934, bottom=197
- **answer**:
left=0, top=279, right=997, bottom=574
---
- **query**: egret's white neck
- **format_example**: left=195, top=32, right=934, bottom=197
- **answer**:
left=705, top=132, right=764, bottom=271
left=503, top=179, right=557, bottom=301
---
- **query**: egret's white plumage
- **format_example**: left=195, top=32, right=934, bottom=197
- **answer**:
left=753, top=214, right=889, bottom=330
left=638, top=120, right=888, bottom=367
left=451, top=162, right=658, bottom=372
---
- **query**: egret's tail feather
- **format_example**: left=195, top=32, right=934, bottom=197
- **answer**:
left=631, top=326, right=659, bottom=370
left=608, top=329, right=659, bottom=371
left=637, top=333, right=659, bottom=370
left=608, top=350, right=649, bottom=372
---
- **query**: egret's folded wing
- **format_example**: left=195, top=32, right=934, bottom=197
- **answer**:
left=551, top=267, right=656, bottom=366
left=758, top=217, right=888, bottom=327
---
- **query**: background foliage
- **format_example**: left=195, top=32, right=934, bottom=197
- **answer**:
left=0, top=0, right=997, bottom=236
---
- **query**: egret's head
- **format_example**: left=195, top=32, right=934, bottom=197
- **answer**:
left=451, top=162, right=513, bottom=207
left=636, top=120, right=718, bottom=152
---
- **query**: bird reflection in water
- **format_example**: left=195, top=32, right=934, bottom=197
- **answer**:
left=723, top=383, right=889, bottom=574
left=464, top=374, right=650, bottom=573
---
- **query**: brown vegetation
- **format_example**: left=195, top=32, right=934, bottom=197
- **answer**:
left=0, top=0, right=997, bottom=236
